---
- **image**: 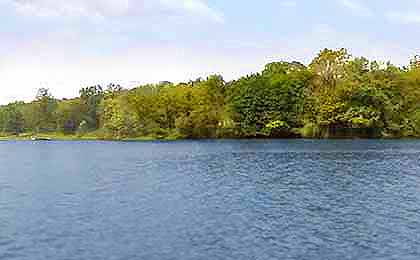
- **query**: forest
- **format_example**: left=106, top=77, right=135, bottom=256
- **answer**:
left=2, top=48, right=420, bottom=140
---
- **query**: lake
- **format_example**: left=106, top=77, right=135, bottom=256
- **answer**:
left=1, top=140, right=420, bottom=259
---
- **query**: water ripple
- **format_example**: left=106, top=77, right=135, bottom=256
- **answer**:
left=1, top=140, right=420, bottom=259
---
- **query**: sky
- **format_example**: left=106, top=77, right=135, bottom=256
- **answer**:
left=1, top=0, right=420, bottom=104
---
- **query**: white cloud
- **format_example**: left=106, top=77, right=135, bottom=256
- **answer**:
left=308, top=24, right=410, bottom=65
left=160, top=0, right=224, bottom=23
left=12, top=0, right=129, bottom=18
left=279, top=1, right=297, bottom=8
left=339, top=0, right=373, bottom=17
left=386, top=11, right=420, bottom=24
left=10, top=0, right=224, bottom=23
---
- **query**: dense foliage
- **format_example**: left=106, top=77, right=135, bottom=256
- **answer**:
left=2, top=49, right=420, bottom=139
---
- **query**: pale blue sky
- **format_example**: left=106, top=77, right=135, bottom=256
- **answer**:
left=1, top=0, right=419, bottom=104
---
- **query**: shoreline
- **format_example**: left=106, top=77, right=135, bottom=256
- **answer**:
left=0, top=133, right=418, bottom=142
left=0, top=135, right=165, bottom=142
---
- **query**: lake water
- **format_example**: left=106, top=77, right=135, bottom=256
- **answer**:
left=1, top=140, right=420, bottom=260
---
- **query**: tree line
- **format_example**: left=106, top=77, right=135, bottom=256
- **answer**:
left=2, top=48, right=420, bottom=139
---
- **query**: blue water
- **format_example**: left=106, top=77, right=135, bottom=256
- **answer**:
left=1, top=140, right=420, bottom=260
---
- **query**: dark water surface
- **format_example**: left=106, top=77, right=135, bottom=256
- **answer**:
left=1, top=140, right=420, bottom=260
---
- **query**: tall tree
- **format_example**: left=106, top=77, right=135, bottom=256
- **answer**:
left=79, top=85, right=104, bottom=129
left=309, top=48, right=350, bottom=92
left=33, top=88, right=57, bottom=132
left=0, top=102, right=25, bottom=134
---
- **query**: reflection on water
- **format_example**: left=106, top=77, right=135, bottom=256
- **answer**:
left=1, top=140, right=420, bottom=259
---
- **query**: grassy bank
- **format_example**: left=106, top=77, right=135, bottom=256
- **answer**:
left=0, top=127, right=411, bottom=141
left=0, top=132, right=173, bottom=141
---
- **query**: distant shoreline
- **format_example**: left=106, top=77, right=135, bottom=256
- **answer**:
left=0, top=132, right=417, bottom=142
left=0, top=134, right=165, bottom=142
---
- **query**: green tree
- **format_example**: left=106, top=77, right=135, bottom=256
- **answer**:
left=0, top=102, right=25, bottom=134
left=229, top=63, right=311, bottom=137
left=55, top=99, right=85, bottom=134
left=33, top=88, right=57, bottom=132
left=79, top=85, right=104, bottom=129
left=102, top=94, right=139, bottom=138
